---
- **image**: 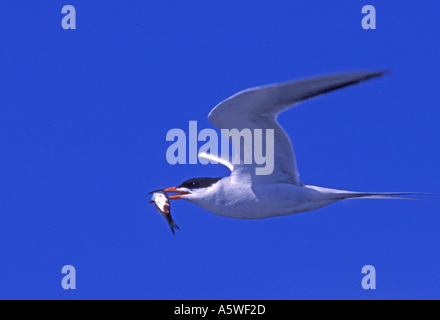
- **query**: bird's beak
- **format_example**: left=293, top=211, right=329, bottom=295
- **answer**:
left=164, top=187, right=191, bottom=200
left=148, top=187, right=191, bottom=200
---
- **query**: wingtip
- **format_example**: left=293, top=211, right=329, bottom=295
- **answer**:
left=362, top=69, right=390, bottom=80
left=370, top=69, right=391, bottom=78
left=344, top=69, right=390, bottom=81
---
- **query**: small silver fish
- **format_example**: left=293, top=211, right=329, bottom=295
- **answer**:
left=149, top=191, right=180, bottom=235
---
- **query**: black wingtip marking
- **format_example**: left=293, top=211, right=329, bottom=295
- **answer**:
left=381, top=69, right=393, bottom=77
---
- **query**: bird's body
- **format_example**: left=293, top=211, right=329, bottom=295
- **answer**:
left=183, top=170, right=337, bottom=219
left=181, top=169, right=419, bottom=220
left=151, top=71, right=430, bottom=232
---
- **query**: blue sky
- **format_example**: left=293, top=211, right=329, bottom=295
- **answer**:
left=1, top=1, right=439, bottom=299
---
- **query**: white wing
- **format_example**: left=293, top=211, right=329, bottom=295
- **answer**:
left=198, top=152, right=234, bottom=171
left=208, top=71, right=385, bottom=185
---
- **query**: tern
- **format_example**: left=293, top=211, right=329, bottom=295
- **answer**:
left=151, top=71, right=428, bottom=225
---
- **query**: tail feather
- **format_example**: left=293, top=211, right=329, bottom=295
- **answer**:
left=332, top=192, right=437, bottom=201
left=305, top=185, right=438, bottom=201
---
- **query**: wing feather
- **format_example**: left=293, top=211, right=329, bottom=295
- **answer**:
left=208, top=71, right=386, bottom=185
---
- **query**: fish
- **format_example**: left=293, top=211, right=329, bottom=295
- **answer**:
left=149, top=191, right=180, bottom=235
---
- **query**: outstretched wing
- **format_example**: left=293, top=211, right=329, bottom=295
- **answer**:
left=208, top=71, right=385, bottom=185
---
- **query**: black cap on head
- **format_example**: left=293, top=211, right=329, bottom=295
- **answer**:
left=178, top=177, right=223, bottom=190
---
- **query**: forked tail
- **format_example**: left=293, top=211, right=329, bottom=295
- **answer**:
left=329, top=192, right=435, bottom=200
left=306, top=185, right=437, bottom=201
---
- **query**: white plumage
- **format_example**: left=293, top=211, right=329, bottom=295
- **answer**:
left=154, top=71, right=429, bottom=222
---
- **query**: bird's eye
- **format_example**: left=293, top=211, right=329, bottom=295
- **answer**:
left=188, top=182, right=197, bottom=188
left=178, top=177, right=222, bottom=190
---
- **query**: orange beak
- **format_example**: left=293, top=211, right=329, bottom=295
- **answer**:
left=162, top=187, right=191, bottom=200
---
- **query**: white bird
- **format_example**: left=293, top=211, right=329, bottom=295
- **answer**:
left=151, top=71, right=429, bottom=227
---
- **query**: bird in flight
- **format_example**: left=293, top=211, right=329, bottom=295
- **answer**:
left=150, top=71, right=429, bottom=232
